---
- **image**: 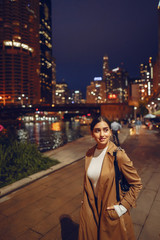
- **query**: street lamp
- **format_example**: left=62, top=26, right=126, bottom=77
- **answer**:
left=134, top=107, right=137, bottom=119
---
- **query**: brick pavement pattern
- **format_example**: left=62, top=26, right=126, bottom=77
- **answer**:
left=0, top=126, right=160, bottom=239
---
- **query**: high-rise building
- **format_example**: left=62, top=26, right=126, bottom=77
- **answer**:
left=39, top=0, right=53, bottom=104
left=139, top=58, right=153, bottom=98
left=158, top=1, right=160, bottom=59
left=86, top=77, right=107, bottom=103
left=128, top=57, right=153, bottom=106
left=71, top=90, right=82, bottom=104
left=103, top=55, right=111, bottom=93
left=153, top=1, right=160, bottom=96
left=103, top=55, right=109, bottom=80
left=55, top=81, right=70, bottom=104
left=0, top=0, right=40, bottom=106
left=153, top=2, right=160, bottom=90
left=52, top=57, right=56, bottom=105
left=107, top=67, right=128, bottom=103
left=0, top=0, right=53, bottom=106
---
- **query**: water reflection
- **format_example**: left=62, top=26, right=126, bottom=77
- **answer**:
left=17, top=120, right=90, bottom=152
left=51, top=122, right=61, bottom=131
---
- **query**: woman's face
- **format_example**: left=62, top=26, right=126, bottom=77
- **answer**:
left=92, top=121, right=112, bottom=149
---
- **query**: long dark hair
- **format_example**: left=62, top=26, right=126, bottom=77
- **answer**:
left=90, top=115, right=111, bottom=132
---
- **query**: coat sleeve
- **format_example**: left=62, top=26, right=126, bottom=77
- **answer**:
left=117, top=150, right=142, bottom=210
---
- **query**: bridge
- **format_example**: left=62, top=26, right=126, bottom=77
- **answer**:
left=0, top=103, right=101, bottom=120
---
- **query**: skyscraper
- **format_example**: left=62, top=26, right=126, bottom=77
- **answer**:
left=139, top=58, right=153, bottom=98
left=72, top=90, right=82, bottom=104
left=103, top=55, right=109, bottom=80
left=158, top=1, right=160, bottom=58
left=108, top=67, right=128, bottom=103
left=39, top=0, right=53, bottom=104
left=55, top=80, right=70, bottom=104
left=153, top=1, right=160, bottom=94
left=86, top=77, right=107, bottom=103
left=0, top=0, right=40, bottom=106
left=52, top=57, right=56, bottom=105
left=103, top=55, right=111, bottom=93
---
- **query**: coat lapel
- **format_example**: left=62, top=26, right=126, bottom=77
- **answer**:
left=97, top=141, right=117, bottom=212
left=84, top=145, right=99, bottom=224
left=84, top=142, right=117, bottom=223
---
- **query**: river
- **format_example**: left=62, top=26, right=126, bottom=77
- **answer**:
left=15, top=117, right=91, bottom=152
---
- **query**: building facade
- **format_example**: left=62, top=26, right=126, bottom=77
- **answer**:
left=39, top=0, right=53, bottom=104
left=101, top=103, right=133, bottom=121
left=0, top=0, right=40, bottom=106
left=107, top=67, right=129, bottom=103
left=102, top=56, right=129, bottom=103
left=86, top=77, right=107, bottom=103
left=140, top=58, right=153, bottom=97
left=103, top=55, right=111, bottom=93
left=128, top=58, right=153, bottom=108
left=52, top=57, right=56, bottom=105
left=71, top=90, right=82, bottom=104
left=55, top=81, right=70, bottom=104
left=153, top=1, right=160, bottom=108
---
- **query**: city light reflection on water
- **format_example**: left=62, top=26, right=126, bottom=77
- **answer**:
left=17, top=120, right=90, bottom=152
left=51, top=122, right=61, bottom=131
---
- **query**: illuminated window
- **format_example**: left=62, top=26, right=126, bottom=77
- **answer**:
left=13, top=35, right=21, bottom=40
left=12, top=21, right=20, bottom=26
left=4, top=24, right=11, bottom=28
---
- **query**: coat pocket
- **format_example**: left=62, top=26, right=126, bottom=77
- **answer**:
left=104, top=208, right=119, bottom=221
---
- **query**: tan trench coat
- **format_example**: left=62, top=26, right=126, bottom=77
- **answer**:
left=78, top=141, right=142, bottom=240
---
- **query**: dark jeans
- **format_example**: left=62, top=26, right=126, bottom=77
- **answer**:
left=112, top=130, right=120, bottom=146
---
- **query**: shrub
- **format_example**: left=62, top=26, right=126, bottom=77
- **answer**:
left=0, top=132, right=59, bottom=188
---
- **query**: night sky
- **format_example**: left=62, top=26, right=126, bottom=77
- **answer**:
left=52, top=0, right=159, bottom=97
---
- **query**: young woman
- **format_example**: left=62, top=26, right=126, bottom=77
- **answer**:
left=78, top=116, right=142, bottom=240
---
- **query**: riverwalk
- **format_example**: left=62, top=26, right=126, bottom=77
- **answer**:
left=0, top=126, right=160, bottom=239
left=0, top=125, right=129, bottom=197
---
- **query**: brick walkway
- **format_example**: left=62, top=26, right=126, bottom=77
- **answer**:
left=0, top=126, right=160, bottom=239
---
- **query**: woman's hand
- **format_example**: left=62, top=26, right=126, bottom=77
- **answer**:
left=107, top=206, right=114, bottom=210
left=107, top=205, right=127, bottom=217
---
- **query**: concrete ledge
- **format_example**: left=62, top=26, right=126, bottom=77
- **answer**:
left=0, top=177, right=32, bottom=197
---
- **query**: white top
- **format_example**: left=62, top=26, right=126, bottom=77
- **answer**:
left=87, top=146, right=108, bottom=197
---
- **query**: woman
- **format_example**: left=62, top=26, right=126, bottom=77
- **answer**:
left=78, top=116, right=142, bottom=240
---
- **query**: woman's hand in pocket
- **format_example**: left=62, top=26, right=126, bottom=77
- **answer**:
left=105, top=205, right=119, bottom=220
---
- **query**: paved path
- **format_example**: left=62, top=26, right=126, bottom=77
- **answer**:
left=0, top=126, right=160, bottom=239
left=0, top=126, right=129, bottom=197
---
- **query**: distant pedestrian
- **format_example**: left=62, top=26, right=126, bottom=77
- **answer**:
left=135, top=117, right=142, bottom=135
left=78, top=115, right=142, bottom=240
left=111, top=120, right=122, bottom=146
